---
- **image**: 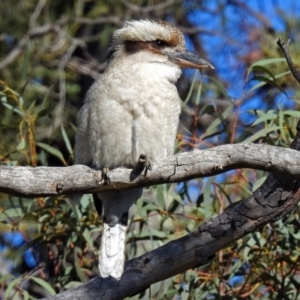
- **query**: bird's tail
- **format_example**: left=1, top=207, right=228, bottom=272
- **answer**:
left=99, top=221, right=127, bottom=279
left=97, top=188, right=143, bottom=280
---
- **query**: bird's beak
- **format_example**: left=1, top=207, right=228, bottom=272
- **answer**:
left=164, top=50, right=214, bottom=69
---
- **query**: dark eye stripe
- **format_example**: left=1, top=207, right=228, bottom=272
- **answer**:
left=124, top=40, right=171, bottom=54
left=124, top=41, right=150, bottom=53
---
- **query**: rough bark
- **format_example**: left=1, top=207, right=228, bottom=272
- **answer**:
left=1, top=143, right=300, bottom=197
left=40, top=170, right=300, bottom=300
left=0, top=141, right=299, bottom=299
left=37, top=118, right=300, bottom=299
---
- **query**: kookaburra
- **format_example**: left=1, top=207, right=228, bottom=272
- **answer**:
left=75, top=19, right=213, bottom=280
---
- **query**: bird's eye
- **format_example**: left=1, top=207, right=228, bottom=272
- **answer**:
left=153, top=39, right=166, bottom=48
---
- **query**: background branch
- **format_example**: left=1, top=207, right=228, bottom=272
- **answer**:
left=0, top=20, right=67, bottom=70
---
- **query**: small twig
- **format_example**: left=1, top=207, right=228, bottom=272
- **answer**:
left=74, top=16, right=121, bottom=25
left=121, top=0, right=179, bottom=13
left=277, top=37, right=300, bottom=84
left=29, top=0, right=47, bottom=30
left=277, top=39, right=300, bottom=155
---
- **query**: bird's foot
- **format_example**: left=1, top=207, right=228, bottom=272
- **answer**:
left=135, top=154, right=152, bottom=176
left=101, top=167, right=111, bottom=184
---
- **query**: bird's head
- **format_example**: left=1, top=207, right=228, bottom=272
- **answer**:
left=108, top=19, right=214, bottom=71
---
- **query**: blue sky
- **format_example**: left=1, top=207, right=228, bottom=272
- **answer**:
left=187, top=0, right=300, bottom=99
left=183, top=0, right=300, bottom=132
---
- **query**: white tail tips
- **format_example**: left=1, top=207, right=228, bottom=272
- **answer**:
left=99, top=223, right=127, bottom=280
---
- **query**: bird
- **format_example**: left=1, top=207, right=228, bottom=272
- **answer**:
left=75, top=19, right=213, bottom=280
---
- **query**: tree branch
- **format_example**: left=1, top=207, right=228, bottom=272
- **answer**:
left=1, top=143, right=300, bottom=197
left=40, top=154, right=300, bottom=299
left=38, top=120, right=300, bottom=299
left=2, top=139, right=300, bottom=299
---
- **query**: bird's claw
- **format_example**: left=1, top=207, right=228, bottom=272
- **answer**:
left=101, top=167, right=111, bottom=184
left=136, top=154, right=152, bottom=176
